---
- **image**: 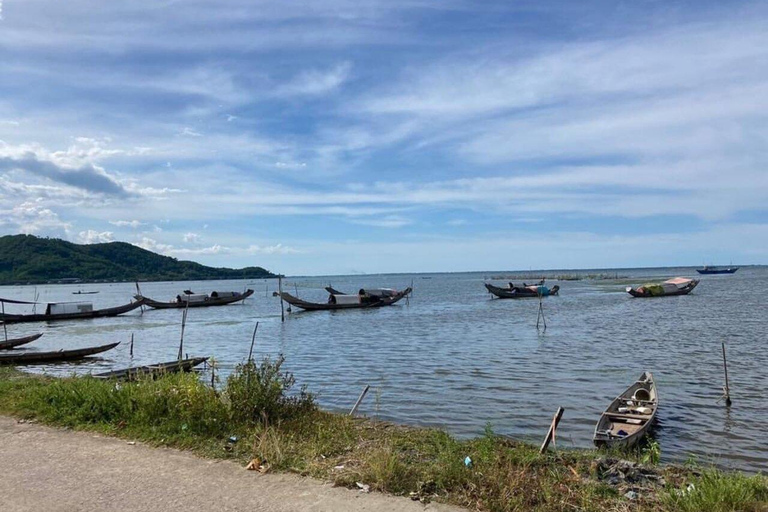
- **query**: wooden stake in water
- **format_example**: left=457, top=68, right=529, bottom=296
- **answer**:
left=722, top=342, right=732, bottom=407
left=278, top=276, right=285, bottom=322
left=129, top=332, right=134, bottom=358
left=536, top=291, right=547, bottom=331
left=2, top=301, right=7, bottom=342
left=135, top=281, right=145, bottom=315
left=178, top=301, right=189, bottom=360
left=349, top=385, right=371, bottom=416
left=248, top=322, right=259, bottom=362
left=540, top=407, right=564, bottom=454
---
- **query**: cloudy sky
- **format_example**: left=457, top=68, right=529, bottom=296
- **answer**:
left=1, top=0, right=766, bottom=275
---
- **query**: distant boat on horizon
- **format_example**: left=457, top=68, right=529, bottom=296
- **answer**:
left=696, top=266, right=739, bottom=275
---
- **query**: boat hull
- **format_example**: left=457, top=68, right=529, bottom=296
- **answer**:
left=593, top=372, right=657, bottom=449
left=627, top=280, right=698, bottom=297
left=94, top=357, right=208, bottom=381
left=0, top=333, right=44, bottom=350
left=279, top=288, right=411, bottom=311
left=696, top=268, right=738, bottom=275
left=0, top=342, right=120, bottom=365
left=485, top=283, right=560, bottom=299
left=139, top=289, right=254, bottom=309
left=0, top=300, right=145, bottom=324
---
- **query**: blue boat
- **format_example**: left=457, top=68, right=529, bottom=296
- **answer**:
left=696, top=266, right=739, bottom=275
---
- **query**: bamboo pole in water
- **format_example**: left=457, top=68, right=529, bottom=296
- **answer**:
left=248, top=322, right=259, bottom=362
left=178, top=301, right=189, bottom=360
left=722, top=342, right=732, bottom=406
left=349, top=385, right=371, bottom=416
left=278, top=276, right=285, bottom=322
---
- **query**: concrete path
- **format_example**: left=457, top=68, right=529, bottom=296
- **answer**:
left=0, top=416, right=462, bottom=512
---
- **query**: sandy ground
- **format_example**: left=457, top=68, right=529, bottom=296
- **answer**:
left=0, top=416, right=463, bottom=512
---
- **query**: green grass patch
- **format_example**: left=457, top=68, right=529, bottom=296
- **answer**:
left=0, top=366, right=765, bottom=512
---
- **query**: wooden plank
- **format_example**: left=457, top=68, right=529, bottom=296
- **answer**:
left=540, top=407, right=564, bottom=454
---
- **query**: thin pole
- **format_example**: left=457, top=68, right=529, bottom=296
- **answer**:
left=536, top=292, right=547, bottom=331
left=2, top=302, right=7, bottom=342
left=135, top=281, right=145, bottom=315
left=248, top=322, right=259, bottom=362
left=129, top=332, right=134, bottom=358
left=178, top=301, right=189, bottom=360
left=349, top=385, right=371, bottom=416
left=722, top=342, right=732, bottom=407
left=278, top=276, right=285, bottom=322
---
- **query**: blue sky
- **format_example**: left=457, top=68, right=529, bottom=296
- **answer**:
left=1, top=0, right=767, bottom=275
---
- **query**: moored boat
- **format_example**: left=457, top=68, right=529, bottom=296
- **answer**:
left=626, top=277, right=698, bottom=297
left=0, top=298, right=145, bottom=324
left=278, top=287, right=412, bottom=311
left=136, top=289, right=254, bottom=309
left=0, top=342, right=120, bottom=365
left=0, top=332, right=44, bottom=350
left=696, top=266, right=739, bottom=275
left=93, top=357, right=209, bottom=381
left=594, top=372, right=658, bottom=449
left=484, top=282, right=560, bottom=299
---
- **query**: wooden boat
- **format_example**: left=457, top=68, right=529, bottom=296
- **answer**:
left=93, top=357, right=209, bottom=381
left=0, top=298, right=145, bottom=324
left=594, top=372, right=658, bottom=449
left=279, top=287, right=412, bottom=311
left=0, top=342, right=120, bottom=365
left=696, top=266, right=738, bottom=275
left=73, top=290, right=99, bottom=295
left=626, top=277, right=698, bottom=297
left=0, top=332, right=44, bottom=350
left=137, top=289, right=254, bottom=309
left=484, top=282, right=560, bottom=299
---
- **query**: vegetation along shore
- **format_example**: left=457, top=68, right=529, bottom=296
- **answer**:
left=0, top=361, right=764, bottom=512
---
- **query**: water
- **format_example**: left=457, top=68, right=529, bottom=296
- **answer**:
left=1, top=267, right=766, bottom=472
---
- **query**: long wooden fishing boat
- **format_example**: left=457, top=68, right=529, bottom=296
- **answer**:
left=0, top=342, right=120, bottom=365
left=279, top=287, right=412, bottom=311
left=484, top=282, right=560, bottom=299
left=93, top=357, right=209, bottom=381
left=0, top=298, right=144, bottom=324
left=136, top=289, right=254, bottom=309
left=696, top=266, right=738, bottom=275
left=594, top=372, right=658, bottom=449
left=626, top=277, right=698, bottom=297
left=0, top=332, right=44, bottom=350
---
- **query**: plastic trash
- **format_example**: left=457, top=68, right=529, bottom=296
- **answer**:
left=464, top=456, right=472, bottom=467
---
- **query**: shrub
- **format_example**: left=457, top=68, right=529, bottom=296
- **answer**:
left=225, top=355, right=315, bottom=425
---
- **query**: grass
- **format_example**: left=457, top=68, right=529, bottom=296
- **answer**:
left=0, top=366, right=765, bottom=512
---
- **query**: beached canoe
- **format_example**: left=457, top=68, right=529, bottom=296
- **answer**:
left=485, top=282, right=560, bottom=299
left=93, top=357, right=209, bottom=381
left=136, top=289, right=254, bottom=309
left=0, top=298, right=145, bottom=324
left=626, top=277, right=698, bottom=297
left=278, top=287, right=412, bottom=311
left=0, top=342, right=120, bottom=365
left=0, top=332, right=44, bottom=350
left=593, top=372, right=658, bottom=449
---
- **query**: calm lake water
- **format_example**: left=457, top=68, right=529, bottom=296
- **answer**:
left=1, top=267, right=766, bottom=472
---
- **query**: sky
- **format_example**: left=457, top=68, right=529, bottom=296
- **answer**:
left=0, top=0, right=767, bottom=275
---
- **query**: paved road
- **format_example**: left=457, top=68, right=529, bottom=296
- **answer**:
left=0, top=416, right=461, bottom=512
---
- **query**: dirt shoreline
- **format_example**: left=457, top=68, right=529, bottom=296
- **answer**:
left=0, top=416, right=462, bottom=512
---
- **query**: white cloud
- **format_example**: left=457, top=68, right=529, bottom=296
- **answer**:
left=276, top=62, right=352, bottom=97
left=183, top=232, right=201, bottom=243
left=0, top=201, right=71, bottom=235
left=348, top=215, right=412, bottom=228
left=77, top=229, right=114, bottom=244
left=178, top=127, right=203, bottom=137
left=247, top=244, right=300, bottom=255
left=110, top=220, right=144, bottom=228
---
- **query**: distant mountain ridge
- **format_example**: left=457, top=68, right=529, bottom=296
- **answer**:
left=0, top=234, right=276, bottom=284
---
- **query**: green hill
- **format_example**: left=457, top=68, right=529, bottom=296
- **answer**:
left=0, top=235, right=276, bottom=284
